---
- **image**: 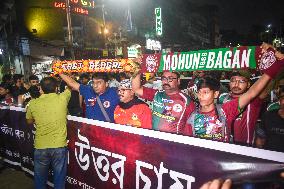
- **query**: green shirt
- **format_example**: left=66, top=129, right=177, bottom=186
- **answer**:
left=26, top=89, right=71, bottom=149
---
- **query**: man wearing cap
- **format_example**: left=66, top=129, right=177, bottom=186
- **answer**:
left=218, top=70, right=269, bottom=145
left=132, top=71, right=195, bottom=135
left=114, top=79, right=152, bottom=129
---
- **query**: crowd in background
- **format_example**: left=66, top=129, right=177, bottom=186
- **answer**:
left=0, top=68, right=283, bottom=152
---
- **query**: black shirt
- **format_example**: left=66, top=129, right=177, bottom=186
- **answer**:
left=262, top=110, right=284, bottom=152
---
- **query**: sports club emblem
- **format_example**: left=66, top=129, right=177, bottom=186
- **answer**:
left=145, top=54, right=159, bottom=72
left=103, top=101, right=110, bottom=108
left=132, top=113, right=138, bottom=120
left=173, top=104, right=182, bottom=113
left=259, top=50, right=276, bottom=70
left=87, top=98, right=96, bottom=106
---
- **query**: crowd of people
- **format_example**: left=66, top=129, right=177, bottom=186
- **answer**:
left=0, top=43, right=284, bottom=188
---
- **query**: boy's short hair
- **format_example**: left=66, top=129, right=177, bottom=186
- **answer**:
left=29, top=85, right=40, bottom=98
left=2, top=74, right=12, bottom=83
left=92, top=72, right=109, bottom=82
left=197, top=76, right=220, bottom=91
left=28, top=75, right=39, bottom=81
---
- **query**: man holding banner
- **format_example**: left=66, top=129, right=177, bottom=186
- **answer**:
left=186, top=46, right=284, bottom=142
left=217, top=70, right=269, bottom=145
left=59, top=72, right=120, bottom=122
left=131, top=70, right=196, bottom=135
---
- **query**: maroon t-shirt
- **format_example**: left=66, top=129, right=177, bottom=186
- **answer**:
left=141, top=87, right=195, bottom=135
left=228, top=96, right=263, bottom=145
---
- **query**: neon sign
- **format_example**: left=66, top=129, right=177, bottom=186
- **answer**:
left=155, top=8, right=162, bottom=36
left=55, top=0, right=95, bottom=8
left=53, top=1, right=89, bottom=15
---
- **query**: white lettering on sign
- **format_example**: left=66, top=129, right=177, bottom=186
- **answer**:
left=15, top=130, right=25, bottom=140
left=223, top=51, right=232, bottom=68
left=160, top=49, right=252, bottom=71
left=178, top=54, right=186, bottom=70
left=75, top=130, right=91, bottom=171
left=207, top=52, right=215, bottom=68
left=163, top=54, right=171, bottom=70
left=171, top=54, right=178, bottom=70
left=74, top=130, right=126, bottom=189
left=185, top=54, right=193, bottom=69
left=146, top=39, right=162, bottom=51
left=73, top=129, right=195, bottom=188
left=136, top=160, right=195, bottom=189
left=241, top=49, right=251, bottom=68
left=1, top=124, right=13, bottom=136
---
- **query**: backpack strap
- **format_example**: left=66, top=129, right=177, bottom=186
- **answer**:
left=96, top=95, right=111, bottom=122
left=230, top=104, right=247, bottom=144
left=187, top=110, right=198, bottom=136
left=215, top=104, right=227, bottom=139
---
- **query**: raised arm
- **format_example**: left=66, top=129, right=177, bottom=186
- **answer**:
left=239, top=45, right=284, bottom=108
left=59, top=73, right=80, bottom=92
left=131, top=73, right=144, bottom=97
left=239, top=74, right=271, bottom=109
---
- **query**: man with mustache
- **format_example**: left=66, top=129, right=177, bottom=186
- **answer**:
left=191, top=44, right=284, bottom=143
left=114, top=79, right=152, bottom=129
left=217, top=70, right=267, bottom=145
left=131, top=71, right=195, bottom=135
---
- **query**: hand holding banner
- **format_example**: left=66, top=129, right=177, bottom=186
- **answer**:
left=52, top=45, right=283, bottom=75
left=51, top=59, right=142, bottom=75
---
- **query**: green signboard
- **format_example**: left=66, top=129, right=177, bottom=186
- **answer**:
left=141, top=46, right=258, bottom=72
left=155, top=8, right=162, bottom=36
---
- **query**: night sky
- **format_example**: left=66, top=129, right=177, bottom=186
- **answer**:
left=192, top=0, right=284, bottom=33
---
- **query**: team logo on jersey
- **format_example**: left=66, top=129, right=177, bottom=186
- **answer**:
left=165, top=106, right=172, bottom=111
left=132, top=113, right=138, bottom=120
left=173, top=104, right=182, bottom=112
left=87, top=98, right=96, bottom=106
left=103, top=101, right=110, bottom=108
left=162, top=98, right=174, bottom=103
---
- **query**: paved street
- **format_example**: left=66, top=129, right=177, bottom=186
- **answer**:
left=0, top=167, right=33, bottom=189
